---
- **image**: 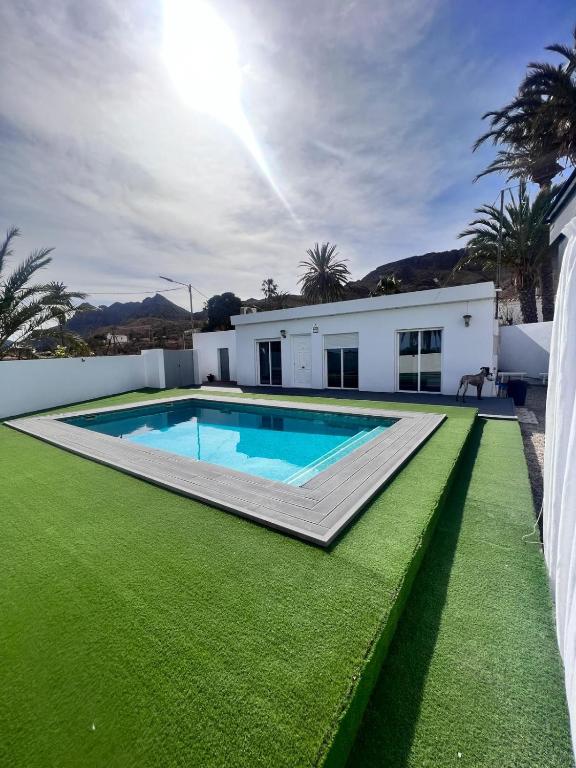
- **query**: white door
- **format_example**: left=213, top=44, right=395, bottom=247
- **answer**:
left=292, top=335, right=312, bottom=387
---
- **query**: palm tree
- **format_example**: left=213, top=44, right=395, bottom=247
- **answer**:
left=370, top=273, right=402, bottom=296
left=475, top=27, right=576, bottom=183
left=521, top=27, right=576, bottom=165
left=456, top=184, right=554, bottom=324
left=261, top=278, right=278, bottom=310
left=0, top=227, right=86, bottom=358
left=298, top=242, right=350, bottom=304
left=473, top=26, right=576, bottom=320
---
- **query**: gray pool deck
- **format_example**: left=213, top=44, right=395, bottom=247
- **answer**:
left=201, top=385, right=517, bottom=418
left=7, top=392, right=444, bottom=547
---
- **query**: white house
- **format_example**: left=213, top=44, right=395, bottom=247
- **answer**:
left=105, top=332, right=129, bottom=345
left=196, top=283, right=498, bottom=396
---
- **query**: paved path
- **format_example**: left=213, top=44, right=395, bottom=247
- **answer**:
left=202, top=385, right=516, bottom=418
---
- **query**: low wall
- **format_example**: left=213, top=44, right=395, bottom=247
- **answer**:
left=0, top=349, right=197, bottom=419
left=499, top=322, right=552, bottom=379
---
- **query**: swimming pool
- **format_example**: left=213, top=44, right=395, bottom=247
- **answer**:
left=8, top=395, right=444, bottom=546
left=64, top=400, right=395, bottom=485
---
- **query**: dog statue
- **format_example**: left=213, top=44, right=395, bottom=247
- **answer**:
left=456, top=367, right=494, bottom=402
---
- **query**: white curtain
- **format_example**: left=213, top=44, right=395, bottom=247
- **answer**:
left=544, top=217, right=576, bottom=755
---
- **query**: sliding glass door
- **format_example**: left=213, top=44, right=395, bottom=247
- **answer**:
left=258, top=340, right=282, bottom=385
left=326, top=348, right=358, bottom=389
left=398, top=329, right=442, bottom=393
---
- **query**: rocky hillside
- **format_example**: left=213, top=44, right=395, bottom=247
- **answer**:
left=68, top=293, right=192, bottom=336
left=346, top=249, right=493, bottom=296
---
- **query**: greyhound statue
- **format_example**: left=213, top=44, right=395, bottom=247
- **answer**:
left=456, top=367, right=494, bottom=402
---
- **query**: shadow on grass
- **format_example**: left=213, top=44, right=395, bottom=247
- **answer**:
left=346, top=419, right=486, bottom=768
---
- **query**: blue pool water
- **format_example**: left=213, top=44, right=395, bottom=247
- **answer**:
left=65, top=400, right=395, bottom=485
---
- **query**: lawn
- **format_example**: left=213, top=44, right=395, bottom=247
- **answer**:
left=0, top=388, right=473, bottom=768
left=349, top=418, right=573, bottom=767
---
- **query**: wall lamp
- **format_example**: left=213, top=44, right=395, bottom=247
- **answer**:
left=312, top=323, right=319, bottom=334
left=280, top=329, right=287, bottom=339
left=463, top=314, right=472, bottom=327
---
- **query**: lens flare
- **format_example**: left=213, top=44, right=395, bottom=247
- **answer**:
left=162, top=0, right=296, bottom=220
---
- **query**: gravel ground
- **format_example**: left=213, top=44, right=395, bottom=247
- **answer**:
left=516, top=385, right=547, bottom=531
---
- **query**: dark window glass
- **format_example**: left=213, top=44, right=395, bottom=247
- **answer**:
left=270, top=340, right=282, bottom=385
left=326, top=349, right=342, bottom=387
left=398, top=331, right=418, bottom=391
left=258, top=342, right=270, bottom=385
left=420, top=330, right=442, bottom=392
left=343, top=348, right=358, bottom=388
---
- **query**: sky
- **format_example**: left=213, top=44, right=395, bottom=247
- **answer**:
left=0, top=0, right=574, bottom=310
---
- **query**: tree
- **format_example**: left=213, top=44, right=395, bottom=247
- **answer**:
left=0, top=227, right=86, bottom=359
left=261, top=278, right=278, bottom=310
left=474, top=26, right=576, bottom=185
left=205, top=292, right=242, bottom=330
left=474, top=26, right=576, bottom=320
left=298, top=242, right=350, bottom=304
left=456, top=184, right=554, bottom=324
left=370, top=273, right=403, bottom=296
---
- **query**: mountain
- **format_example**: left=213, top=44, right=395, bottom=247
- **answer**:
left=346, top=249, right=494, bottom=296
left=247, top=250, right=494, bottom=309
left=68, top=293, right=191, bottom=335
left=68, top=249, right=495, bottom=338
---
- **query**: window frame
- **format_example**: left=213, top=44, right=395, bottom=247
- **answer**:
left=396, top=327, right=443, bottom=394
left=324, top=346, right=359, bottom=390
left=256, top=338, right=283, bottom=386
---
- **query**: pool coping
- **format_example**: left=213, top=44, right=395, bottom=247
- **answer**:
left=6, top=393, right=445, bottom=546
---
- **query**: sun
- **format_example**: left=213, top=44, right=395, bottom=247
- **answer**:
left=161, top=0, right=297, bottom=221
left=162, top=0, right=242, bottom=126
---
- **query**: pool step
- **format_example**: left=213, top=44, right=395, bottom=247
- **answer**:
left=285, top=427, right=385, bottom=486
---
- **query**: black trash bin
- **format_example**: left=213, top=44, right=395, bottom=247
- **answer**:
left=508, top=379, right=528, bottom=406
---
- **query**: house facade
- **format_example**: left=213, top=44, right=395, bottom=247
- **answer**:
left=208, top=283, right=498, bottom=396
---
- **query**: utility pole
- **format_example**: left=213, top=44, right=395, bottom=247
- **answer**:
left=495, top=189, right=504, bottom=321
left=159, top=276, right=195, bottom=349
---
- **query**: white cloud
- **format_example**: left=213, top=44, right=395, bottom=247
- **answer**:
left=0, top=0, right=537, bottom=308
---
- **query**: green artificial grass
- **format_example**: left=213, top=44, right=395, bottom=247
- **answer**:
left=0, top=389, right=473, bottom=768
left=348, top=418, right=573, bottom=768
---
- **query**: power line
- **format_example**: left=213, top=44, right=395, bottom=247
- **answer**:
left=84, top=284, right=210, bottom=299
left=85, top=287, right=183, bottom=296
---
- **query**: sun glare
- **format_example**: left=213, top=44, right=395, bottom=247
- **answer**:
left=162, top=0, right=296, bottom=220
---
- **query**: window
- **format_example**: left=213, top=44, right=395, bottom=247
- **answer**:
left=258, top=340, right=282, bottom=385
left=325, top=347, right=358, bottom=389
left=398, top=329, right=442, bottom=393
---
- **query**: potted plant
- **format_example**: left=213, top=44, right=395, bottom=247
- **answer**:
left=206, top=373, right=216, bottom=383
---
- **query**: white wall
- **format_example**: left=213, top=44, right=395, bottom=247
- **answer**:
left=233, top=296, right=497, bottom=396
left=194, top=330, right=237, bottom=382
left=544, top=216, right=576, bottom=760
left=499, top=322, right=552, bottom=379
left=0, top=349, right=197, bottom=419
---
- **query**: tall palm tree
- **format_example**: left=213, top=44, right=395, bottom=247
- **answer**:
left=0, top=227, right=86, bottom=358
left=473, top=26, right=576, bottom=320
left=475, top=27, right=576, bottom=182
left=522, top=28, right=576, bottom=165
left=370, top=273, right=403, bottom=296
left=298, top=242, right=350, bottom=304
left=456, top=184, right=554, bottom=324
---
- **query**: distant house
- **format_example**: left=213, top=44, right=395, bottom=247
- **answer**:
left=106, top=332, right=129, bottom=345
left=196, top=283, right=498, bottom=396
